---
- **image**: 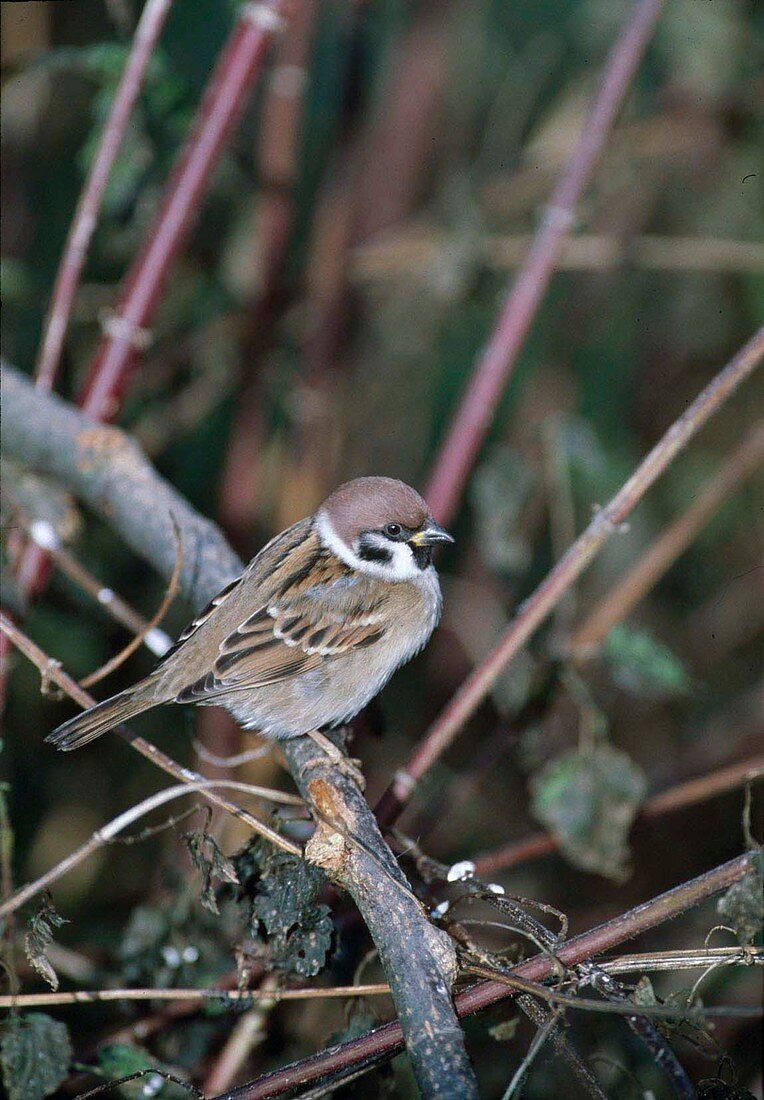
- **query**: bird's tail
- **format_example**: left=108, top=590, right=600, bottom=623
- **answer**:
left=46, top=685, right=160, bottom=751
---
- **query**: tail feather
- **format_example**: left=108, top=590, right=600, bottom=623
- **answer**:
left=46, top=688, right=159, bottom=751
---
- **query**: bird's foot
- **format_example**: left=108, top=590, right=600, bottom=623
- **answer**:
left=304, top=730, right=366, bottom=791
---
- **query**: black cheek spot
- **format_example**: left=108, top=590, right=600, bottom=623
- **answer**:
left=357, top=535, right=393, bottom=565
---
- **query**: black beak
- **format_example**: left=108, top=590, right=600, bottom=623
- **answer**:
left=410, top=522, right=455, bottom=548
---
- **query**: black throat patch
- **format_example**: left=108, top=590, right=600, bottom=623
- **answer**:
left=410, top=544, right=433, bottom=570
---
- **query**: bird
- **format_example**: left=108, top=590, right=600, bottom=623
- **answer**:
left=47, top=477, right=454, bottom=784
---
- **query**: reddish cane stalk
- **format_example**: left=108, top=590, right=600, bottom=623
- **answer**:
left=224, top=852, right=754, bottom=1098
left=424, top=0, right=666, bottom=527
left=376, top=326, right=764, bottom=826
left=78, top=1, right=290, bottom=421
left=33, top=0, right=175, bottom=393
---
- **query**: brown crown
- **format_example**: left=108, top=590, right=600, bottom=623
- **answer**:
left=321, top=477, right=430, bottom=545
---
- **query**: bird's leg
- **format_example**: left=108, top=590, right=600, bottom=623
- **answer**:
left=304, top=729, right=366, bottom=791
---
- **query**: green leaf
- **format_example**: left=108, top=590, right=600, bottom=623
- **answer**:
left=717, top=856, right=764, bottom=947
left=603, top=624, right=690, bottom=698
left=25, top=894, right=68, bottom=992
left=234, top=840, right=334, bottom=978
left=1, top=1013, right=72, bottom=1100
left=530, top=744, right=647, bottom=880
left=184, top=823, right=239, bottom=915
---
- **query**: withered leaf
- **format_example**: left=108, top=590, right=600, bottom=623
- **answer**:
left=24, top=893, right=68, bottom=992
left=184, top=824, right=239, bottom=915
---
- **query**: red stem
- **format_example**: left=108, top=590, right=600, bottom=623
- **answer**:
left=79, top=2, right=289, bottom=421
left=376, top=326, right=764, bottom=826
left=423, top=0, right=666, bottom=527
left=34, top=0, right=175, bottom=393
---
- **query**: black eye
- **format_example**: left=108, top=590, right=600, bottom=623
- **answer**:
left=384, top=523, right=403, bottom=539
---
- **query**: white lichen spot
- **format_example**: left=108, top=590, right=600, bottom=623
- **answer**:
left=446, top=860, right=476, bottom=883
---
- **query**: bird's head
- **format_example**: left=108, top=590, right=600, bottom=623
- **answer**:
left=316, top=476, right=454, bottom=580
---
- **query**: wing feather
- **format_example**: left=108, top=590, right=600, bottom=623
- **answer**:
left=171, top=526, right=391, bottom=704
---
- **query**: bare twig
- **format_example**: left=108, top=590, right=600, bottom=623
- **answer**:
left=598, top=946, right=763, bottom=975
left=33, top=0, right=175, bottom=392
left=202, top=975, right=280, bottom=1095
left=22, top=516, right=172, bottom=657
left=376, top=328, right=764, bottom=826
left=0, top=612, right=303, bottom=872
left=0, top=778, right=302, bottom=919
left=78, top=515, right=183, bottom=687
left=474, top=753, right=764, bottom=876
left=8, top=0, right=292, bottom=639
left=0, top=983, right=391, bottom=1010
left=570, top=420, right=764, bottom=656
left=424, top=0, right=666, bottom=525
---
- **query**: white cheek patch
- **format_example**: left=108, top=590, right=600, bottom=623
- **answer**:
left=316, top=510, right=421, bottom=581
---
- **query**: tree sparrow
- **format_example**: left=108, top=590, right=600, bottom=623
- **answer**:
left=47, top=477, right=453, bottom=780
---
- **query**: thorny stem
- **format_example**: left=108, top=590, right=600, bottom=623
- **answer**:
left=33, top=0, right=175, bottom=392
left=424, top=0, right=667, bottom=526
left=570, top=419, right=764, bottom=655
left=0, top=779, right=302, bottom=920
left=474, top=753, right=764, bottom=877
left=376, top=326, right=764, bottom=826
left=222, top=853, right=755, bottom=1098
left=0, top=613, right=303, bottom=873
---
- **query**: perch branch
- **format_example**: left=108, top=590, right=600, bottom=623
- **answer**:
left=474, top=752, right=764, bottom=876
left=424, top=0, right=666, bottom=526
left=33, top=0, right=175, bottom=392
left=376, top=326, right=764, bottom=826
left=0, top=364, right=479, bottom=1100
left=223, top=853, right=755, bottom=1098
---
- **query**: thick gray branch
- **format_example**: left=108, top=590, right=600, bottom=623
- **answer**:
left=1, top=363, right=477, bottom=1100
